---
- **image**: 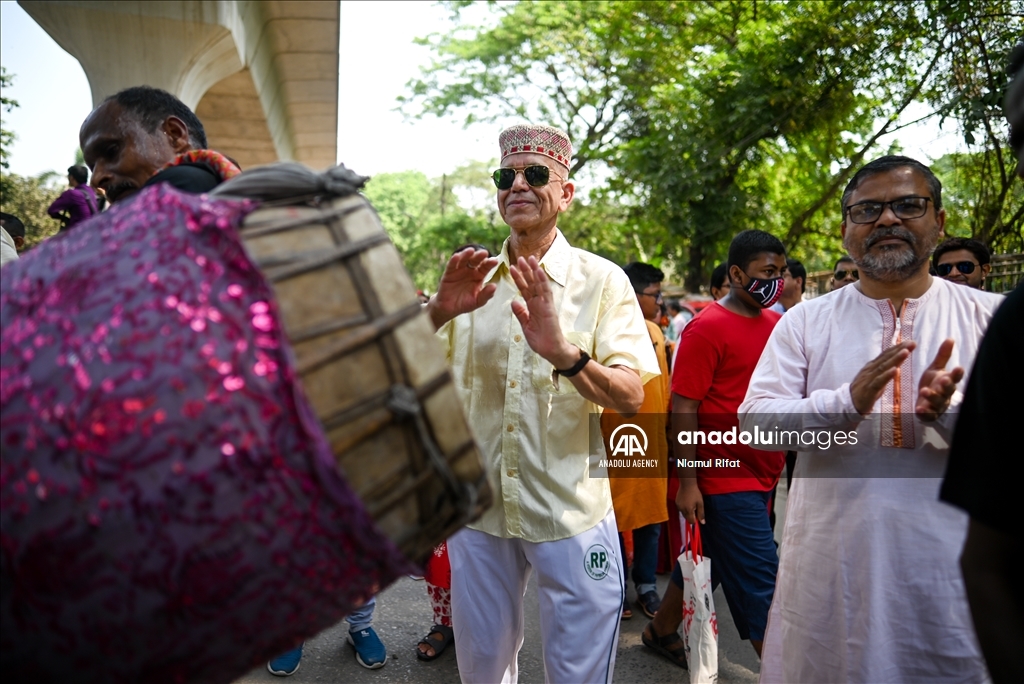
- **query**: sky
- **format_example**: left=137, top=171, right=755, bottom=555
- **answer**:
left=0, top=0, right=967, bottom=181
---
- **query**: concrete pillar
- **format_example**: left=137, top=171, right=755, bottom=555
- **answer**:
left=19, top=0, right=338, bottom=170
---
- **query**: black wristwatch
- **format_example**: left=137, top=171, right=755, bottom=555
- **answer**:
left=555, top=350, right=591, bottom=378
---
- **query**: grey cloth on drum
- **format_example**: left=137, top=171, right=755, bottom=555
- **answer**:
left=211, top=162, right=370, bottom=202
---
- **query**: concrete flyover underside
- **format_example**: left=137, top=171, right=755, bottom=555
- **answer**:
left=20, top=0, right=339, bottom=171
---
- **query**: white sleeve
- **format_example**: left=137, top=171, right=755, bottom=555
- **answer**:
left=738, top=305, right=863, bottom=449
left=0, top=228, right=18, bottom=269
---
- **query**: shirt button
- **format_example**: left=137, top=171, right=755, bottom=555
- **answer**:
left=514, top=334, right=522, bottom=342
left=509, top=380, right=517, bottom=388
left=507, top=469, right=515, bottom=477
left=507, top=424, right=514, bottom=432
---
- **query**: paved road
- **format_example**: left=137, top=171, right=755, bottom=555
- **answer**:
left=234, top=480, right=788, bottom=683
left=232, top=574, right=760, bottom=684
left=234, top=475, right=790, bottom=684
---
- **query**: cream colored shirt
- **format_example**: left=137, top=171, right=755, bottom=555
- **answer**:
left=438, top=230, right=660, bottom=542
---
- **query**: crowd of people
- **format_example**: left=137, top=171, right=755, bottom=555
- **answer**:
left=0, top=60, right=1021, bottom=684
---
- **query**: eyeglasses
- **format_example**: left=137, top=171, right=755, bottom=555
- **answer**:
left=491, top=165, right=563, bottom=190
left=834, top=269, right=859, bottom=281
left=636, top=290, right=664, bottom=303
left=844, top=196, right=931, bottom=224
left=936, top=261, right=977, bottom=276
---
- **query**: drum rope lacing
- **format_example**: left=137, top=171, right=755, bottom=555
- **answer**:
left=385, top=385, right=478, bottom=523
left=212, top=161, right=490, bottom=558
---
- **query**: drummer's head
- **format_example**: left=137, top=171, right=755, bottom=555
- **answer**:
left=80, top=86, right=207, bottom=204
left=494, top=124, right=575, bottom=233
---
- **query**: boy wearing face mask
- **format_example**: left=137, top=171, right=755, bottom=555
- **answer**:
left=642, top=229, right=786, bottom=667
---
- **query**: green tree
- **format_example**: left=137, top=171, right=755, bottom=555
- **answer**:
left=0, top=170, right=63, bottom=249
left=401, top=1, right=645, bottom=175
left=933, top=151, right=1024, bottom=250
left=921, top=0, right=1024, bottom=253
left=363, top=164, right=507, bottom=292
left=405, top=1, right=1023, bottom=290
left=1, top=66, right=17, bottom=171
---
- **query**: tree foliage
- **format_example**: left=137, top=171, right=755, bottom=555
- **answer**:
left=1, top=66, right=17, bottom=172
left=405, top=0, right=1023, bottom=290
left=0, top=170, right=63, bottom=250
left=362, top=163, right=507, bottom=292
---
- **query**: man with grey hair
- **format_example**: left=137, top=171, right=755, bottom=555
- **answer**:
left=739, top=155, right=1003, bottom=682
left=426, top=124, right=659, bottom=683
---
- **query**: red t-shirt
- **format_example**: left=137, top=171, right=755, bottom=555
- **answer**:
left=671, top=301, right=784, bottom=494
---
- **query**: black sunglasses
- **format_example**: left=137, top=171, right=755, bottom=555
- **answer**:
left=492, top=165, right=563, bottom=190
left=834, top=269, right=859, bottom=281
left=936, top=261, right=977, bottom=276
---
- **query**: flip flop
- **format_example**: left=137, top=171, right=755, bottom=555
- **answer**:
left=416, top=624, right=454, bottom=661
left=641, top=621, right=688, bottom=669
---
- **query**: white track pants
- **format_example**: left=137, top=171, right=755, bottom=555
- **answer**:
left=448, top=512, right=623, bottom=684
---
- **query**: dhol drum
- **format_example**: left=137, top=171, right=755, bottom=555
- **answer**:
left=0, top=164, right=489, bottom=684
left=212, top=164, right=491, bottom=563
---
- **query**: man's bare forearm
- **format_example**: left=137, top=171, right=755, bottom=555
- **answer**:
left=564, top=363, right=643, bottom=414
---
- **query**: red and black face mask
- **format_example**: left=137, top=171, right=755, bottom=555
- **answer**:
left=741, top=274, right=785, bottom=308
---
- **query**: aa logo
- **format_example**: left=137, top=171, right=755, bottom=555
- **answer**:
left=609, top=423, right=648, bottom=457
left=584, top=544, right=610, bottom=580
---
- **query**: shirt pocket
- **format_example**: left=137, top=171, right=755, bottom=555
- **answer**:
left=531, top=331, right=594, bottom=396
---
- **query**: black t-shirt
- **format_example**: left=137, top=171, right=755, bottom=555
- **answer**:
left=940, top=282, right=1023, bottom=538
left=142, top=162, right=221, bottom=195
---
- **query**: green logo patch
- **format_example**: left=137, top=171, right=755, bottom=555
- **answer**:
left=583, top=543, right=610, bottom=580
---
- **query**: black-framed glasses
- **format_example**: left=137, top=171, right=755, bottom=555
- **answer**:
left=936, top=261, right=977, bottom=276
left=844, top=196, right=931, bottom=224
left=492, top=165, right=563, bottom=190
left=834, top=269, right=859, bottom=281
left=636, top=290, right=664, bottom=303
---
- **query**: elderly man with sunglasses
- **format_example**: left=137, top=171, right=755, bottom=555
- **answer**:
left=425, top=124, right=659, bottom=684
left=738, top=155, right=1003, bottom=683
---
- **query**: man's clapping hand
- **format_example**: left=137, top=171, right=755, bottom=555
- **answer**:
left=848, top=338, right=962, bottom=421
left=915, top=338, right=963, bottom=422
left=426, top=248, right=499, bottom=330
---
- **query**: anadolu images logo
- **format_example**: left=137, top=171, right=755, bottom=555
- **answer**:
left=609, top=423, right=648, bottom=457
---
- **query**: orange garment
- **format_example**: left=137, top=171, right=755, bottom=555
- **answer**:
left=162, top=150, right=241, bottom=182
left=601, top=319, right=670, bottom=532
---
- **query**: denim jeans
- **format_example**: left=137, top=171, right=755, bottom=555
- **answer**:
left=347, top=595, right=376, bottom=632
left=619, top=523, right=661, bottom=595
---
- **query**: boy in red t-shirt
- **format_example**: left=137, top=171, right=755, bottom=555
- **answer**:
left=642, top=229, right=787, bottom=667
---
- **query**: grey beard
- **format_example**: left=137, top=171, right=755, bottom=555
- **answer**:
left=846, top=227, right=936, bottom=283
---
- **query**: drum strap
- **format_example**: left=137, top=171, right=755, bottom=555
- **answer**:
left=385, top=385, right=476, bottom=518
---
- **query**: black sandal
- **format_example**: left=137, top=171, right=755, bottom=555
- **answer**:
left=641, top=621, right=688, bottom=669
left=416, top=624, right=454, bottom=661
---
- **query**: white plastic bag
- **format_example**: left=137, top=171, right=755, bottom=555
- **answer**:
left=678, top=517, right=718, bottom=684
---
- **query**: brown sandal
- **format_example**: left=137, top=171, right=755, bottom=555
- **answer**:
left=641, top=621, right=688, bottom=669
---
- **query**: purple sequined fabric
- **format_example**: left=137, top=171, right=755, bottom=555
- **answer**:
left=0, top=185, right=410, bottom=684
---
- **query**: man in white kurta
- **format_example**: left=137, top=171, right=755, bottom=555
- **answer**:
left=739, top=156, right=1002, bottom=683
